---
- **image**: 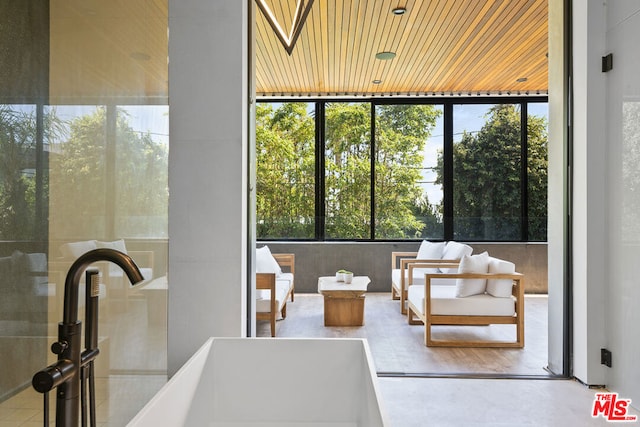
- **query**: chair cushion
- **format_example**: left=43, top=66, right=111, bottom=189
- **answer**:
left=408, top=285, right=516, bottom=317
left=256, top=246, right=283, bottom=276
left=455, top=252, right=489, bottom=297
left=486, top=257, right=516, bottom=297
left=441, top=242, right=473, bottom=273
left=256, top=280, right=291, bottom=313
left=417, top=240, right=446, bottom=261
left=277, top=272, right=294, bottom=287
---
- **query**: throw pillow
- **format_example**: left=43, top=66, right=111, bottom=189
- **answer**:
left=486, top=257, right=516, bottom=297
left=256, top=246, right=282, bottom=276
left=455, top=252, right=489, bottom=297
left=441, top=241, right=473, bottom=273
left=417, top=240, right=446, bottom=260
left=416, top=240, right=446, bottom=275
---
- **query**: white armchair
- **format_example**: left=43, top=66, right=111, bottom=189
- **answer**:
left=255, top=246, right=295, bottom=337
left=406, top=253, right=525, bottom=348
left=391, top=241, right=472, bottom=314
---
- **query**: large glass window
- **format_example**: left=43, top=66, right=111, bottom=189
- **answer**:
left=374, top=104, right=443, bottom=239
left=256, top=99, right=548, bottom=242
left=527, top=103, right=549, bottom=241
left=256, top=102, right=315, bottom=239
left=452, top=104, right=522, bottom=240
left=325, top=102, right=371, bottom=239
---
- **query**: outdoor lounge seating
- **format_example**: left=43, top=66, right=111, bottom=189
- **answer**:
left=391, top=240, right=472, bottom=314
left=255, top=246, right=295, bottom=337
left=406, top=252, right=525, bottom=347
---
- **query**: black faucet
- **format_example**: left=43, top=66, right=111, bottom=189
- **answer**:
left=32, top=248, right=145, bottom=427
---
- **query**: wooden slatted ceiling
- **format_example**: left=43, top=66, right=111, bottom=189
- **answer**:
left=256, top=0, right=548, bottom=97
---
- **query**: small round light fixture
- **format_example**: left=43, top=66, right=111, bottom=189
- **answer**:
left=516, top=77, right=528, bottom=83
left=375, top=51, right=396, bottom=60
left=372, top=79, right=382, bottom=84
left=391, top=7, right=406, bottom=15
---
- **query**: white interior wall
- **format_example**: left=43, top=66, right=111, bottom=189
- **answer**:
left=546, top=0, right=568, bottom=375
left=573, top=1, right=640, bottom=405
left=571, top=0, right=608, bottom=386
left=602, top=1, right=640, bottom=405
left=167, top=0, right=249, bottom=375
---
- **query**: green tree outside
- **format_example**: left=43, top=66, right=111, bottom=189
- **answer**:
left=256, top=102, right=441, bottom=239
left=256, top=103, right=315, bottom=238
left=437, top=104, right=547, bottom=240
left=256, top=102, right=547, bottom=241
left=374, top=104, right=441, bottom=239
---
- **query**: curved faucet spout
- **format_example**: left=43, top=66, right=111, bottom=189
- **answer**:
left=63, top=248, right=145, bottom=324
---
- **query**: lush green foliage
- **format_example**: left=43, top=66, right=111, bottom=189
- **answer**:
left=374, top=104, right=441, bottom=239
left=324, top=103, right=372, bottom=239
left=256, top=103, right=315, bottom=238
left=257, top=102, right=548, bottom=241
left=256, top=102, right=442, bottom=239
left=437, top=104, right=547, bottom=240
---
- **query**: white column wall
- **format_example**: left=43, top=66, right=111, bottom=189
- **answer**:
left=573, top=1, right=640, bottom=403
left=571, top=0, right=608, bottom=386
left=603, top=1, right=640, bottom=404
left=546, top=0, right=568, bottom=375
left=167, top=0, right=249, bottom=375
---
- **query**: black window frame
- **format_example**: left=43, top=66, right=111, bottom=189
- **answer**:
left=256, top=96, right=548, bottom=243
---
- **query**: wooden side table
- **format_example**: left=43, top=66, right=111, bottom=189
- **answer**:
left=317, top=276, right=370, bottom=326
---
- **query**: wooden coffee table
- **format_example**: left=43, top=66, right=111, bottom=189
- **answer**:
left=317, top=276, right=370, bottom=326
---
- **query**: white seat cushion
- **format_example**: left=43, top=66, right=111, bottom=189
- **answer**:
left=408, top=285, right=516, bottom=317
left=276, top=272, right=294, bottom=287
left=256, top=280, right=292, bottom=313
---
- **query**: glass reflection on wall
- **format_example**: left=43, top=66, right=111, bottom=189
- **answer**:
left=1, top=1, right=168, bottom=423
left=622, top=101, right=640, bottom=241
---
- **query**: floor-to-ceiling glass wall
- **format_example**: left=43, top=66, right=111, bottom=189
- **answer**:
left=0, top=2, right=168, bottom=424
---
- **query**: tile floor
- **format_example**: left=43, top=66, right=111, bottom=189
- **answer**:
left=3, top=375, right=636, bottom=426
left=2, top=293, right=639, bottom=426
left=380, top=377, right=639, bottom=426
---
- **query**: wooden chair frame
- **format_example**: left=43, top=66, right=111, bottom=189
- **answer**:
left=390, top=251, right=459, bottom=314
left=256, top=253, right=295, bottom=337
left=406, top=268, right=525, bottom=348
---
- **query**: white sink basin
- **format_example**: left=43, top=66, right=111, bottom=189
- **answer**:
left=128, top=337, right=387, bottom=426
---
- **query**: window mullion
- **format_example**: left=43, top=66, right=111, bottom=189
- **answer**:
left=521, top=102, right=529, bottom=241
left=316, top=101, right=326, bottom=240
left=443, top=102, right=454, bottom=240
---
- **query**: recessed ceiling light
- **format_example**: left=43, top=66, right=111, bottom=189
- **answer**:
left=516, top=77, right=528, bottom=83
left=391, top=7, right=406, bottom=15
left=372, top=79, right=382, bottom=84
left=375, top=51, right=396, bottom=60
